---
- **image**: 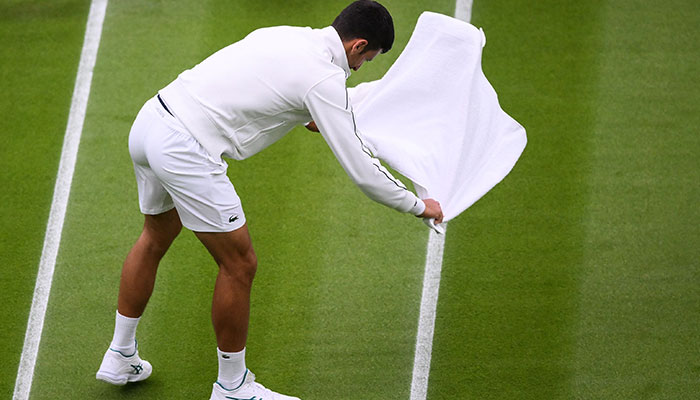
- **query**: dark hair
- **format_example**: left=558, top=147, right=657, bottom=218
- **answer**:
left=331, top=0, right=394, bottom=53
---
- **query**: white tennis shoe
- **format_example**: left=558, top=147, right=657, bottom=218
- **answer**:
left=96, top=343, right=152, bottom=385
left=210, top=370, right=300, bottom=400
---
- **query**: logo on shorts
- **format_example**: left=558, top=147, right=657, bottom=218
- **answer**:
left=228, top=215, right=239, bottom=223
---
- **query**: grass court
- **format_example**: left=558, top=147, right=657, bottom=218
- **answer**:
left=1, top=0, right=699, bottom=398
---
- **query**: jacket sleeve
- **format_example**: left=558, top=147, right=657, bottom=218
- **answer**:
left=303, top=73, right=425, bottom=216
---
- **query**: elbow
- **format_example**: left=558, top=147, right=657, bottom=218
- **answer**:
left=354, top=179, right=374, bottom=195
left=355, top=179, right=385, bottom=203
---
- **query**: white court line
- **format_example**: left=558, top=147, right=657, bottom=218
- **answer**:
left=409, top=2, right=472, bottom=399
left=12, top=1, right=108, bottom=399
left=409, top=226, right=448, bottom=400
left=454, top=0, right=473, bottom=23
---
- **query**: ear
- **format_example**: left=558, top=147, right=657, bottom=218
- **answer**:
left=351, top=39, right=368, bottom=54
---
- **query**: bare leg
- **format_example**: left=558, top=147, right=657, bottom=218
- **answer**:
left=195, top=224, right=257, bottom=352
left=118, top=208, right=182, bottom=318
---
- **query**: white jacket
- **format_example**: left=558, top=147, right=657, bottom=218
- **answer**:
left=159, top=25, right=424, bottom=216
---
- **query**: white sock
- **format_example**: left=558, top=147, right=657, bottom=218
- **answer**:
left=217, top=347, right=247, bottom=390
left=109, top=310, right=139, bottom=356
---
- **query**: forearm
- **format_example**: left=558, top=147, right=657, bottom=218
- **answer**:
left=305, top=76, right=425, bottom=215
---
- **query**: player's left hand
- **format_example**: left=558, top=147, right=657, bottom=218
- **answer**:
left=305, top=121, right=319, bottom=132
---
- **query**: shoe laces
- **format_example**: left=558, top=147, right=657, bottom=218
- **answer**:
left=253, top=381, right=275, bottom=393
left=248, top=379, right=284, bottom=399
left=227, top=370, right=288, bottom=400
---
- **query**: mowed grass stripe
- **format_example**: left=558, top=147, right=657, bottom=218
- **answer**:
left=30, top=1, right=456, bottom=399
left=573, top=0, right=700, bottom=396
left=0, top=0, right=92, bottom=398
left=31, top=2, right=222, bottom=399
left=428, top=0, right=603, bottom=398
left=13, top=1, right=107, bottom=398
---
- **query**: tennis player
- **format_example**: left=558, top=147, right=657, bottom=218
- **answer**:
left=96, top=1, right=443, bottom=399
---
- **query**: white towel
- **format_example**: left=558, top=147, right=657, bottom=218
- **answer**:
left=350, top=12, right=527, bottom=231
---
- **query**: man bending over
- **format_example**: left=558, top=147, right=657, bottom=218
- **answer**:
left=96, top=1, right=443, bottom=399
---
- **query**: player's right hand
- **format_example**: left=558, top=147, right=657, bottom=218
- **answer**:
left=419, top=198, right=443, bottom=224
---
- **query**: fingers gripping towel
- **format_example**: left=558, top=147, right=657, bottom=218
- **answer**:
left=349, top=12, right=527, bottom=226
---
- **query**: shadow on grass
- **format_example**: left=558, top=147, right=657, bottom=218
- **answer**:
left=91, top=378, right=165, bottom=399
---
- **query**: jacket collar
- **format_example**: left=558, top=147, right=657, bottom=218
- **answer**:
left=320, top=26, right=351, bottom=78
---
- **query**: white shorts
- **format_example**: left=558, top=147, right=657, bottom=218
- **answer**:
left=128, top=96, right=246, bottom=232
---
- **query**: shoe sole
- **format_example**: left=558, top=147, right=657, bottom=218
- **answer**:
left=96, top=368, right=151, bottom=385
left=96, top=370, right=128, bottom=385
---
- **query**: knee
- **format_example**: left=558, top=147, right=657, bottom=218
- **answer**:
left=242, top=250, right=258, bottom=282
left=141, top=211, right=182, bottom=255
left=221, top=248, right=257, bottom=286
left=141, top=226, right=181, bottom=257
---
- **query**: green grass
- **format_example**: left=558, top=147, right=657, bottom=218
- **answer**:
left=430, top=0, right=700, bottom=398
left=0, top=1, right=90, bottom=397
left=2, top=0, right=699, bottom=399
left=573, top=0, right=700, bottom=397
left=429, top=1, right=602, bottom=398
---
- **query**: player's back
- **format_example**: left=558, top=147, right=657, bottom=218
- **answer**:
left=160, top=25, right=348, bottom=160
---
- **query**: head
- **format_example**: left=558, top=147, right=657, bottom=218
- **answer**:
left=332, top=0, right=394, bottom=71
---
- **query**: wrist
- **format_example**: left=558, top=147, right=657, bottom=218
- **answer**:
left=409, top=198, right=426, bottom=216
